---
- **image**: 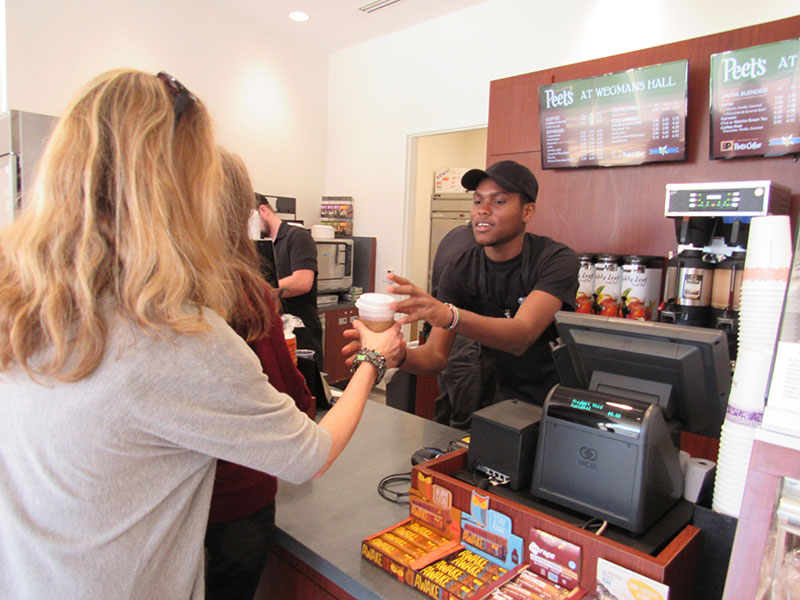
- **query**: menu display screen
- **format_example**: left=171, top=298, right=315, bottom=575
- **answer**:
left=710, top=38, right=800, bottom=159
left=539, top=60, right=688, bottom=169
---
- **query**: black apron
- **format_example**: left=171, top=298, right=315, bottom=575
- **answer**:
left=475, top=236, right=559, bottom=405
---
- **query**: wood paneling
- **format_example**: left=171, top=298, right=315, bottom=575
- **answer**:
left=258, top=545, right=355, bottom=600
left=321, top=305, right=359, bottom=385
left=681, top=431, right=719, bottom=463
left=487, top=16, right=800, bottom=258
left=414, top=374, right=439, bottom=420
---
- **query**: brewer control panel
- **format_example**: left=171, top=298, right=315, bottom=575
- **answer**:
left=665, top=180, right=791, bottom=217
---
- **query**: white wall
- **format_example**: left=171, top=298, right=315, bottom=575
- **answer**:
left=326, top=0, right=800, bottom=289
left=4, top=0, right=798, bottom=283
left=0, top=0, right=7, bottom=114
left=4, top=0, right=329, bottom=224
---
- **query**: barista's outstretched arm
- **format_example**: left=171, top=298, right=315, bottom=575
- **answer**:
left=388, top=273, right=561, bottom=357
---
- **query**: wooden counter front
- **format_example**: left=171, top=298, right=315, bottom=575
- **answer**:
left=414, top=449, right=701, bottom=600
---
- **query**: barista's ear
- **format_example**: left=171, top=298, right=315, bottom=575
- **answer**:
left=522, top=201, right=536, bottom=224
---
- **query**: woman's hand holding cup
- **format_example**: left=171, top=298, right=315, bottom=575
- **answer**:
left=343, top=292, right=405, bottom=368
left=349, top=320, right=406, bottom=369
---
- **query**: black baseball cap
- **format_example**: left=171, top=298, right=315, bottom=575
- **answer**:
left=461, top=160, right=538, bottom=204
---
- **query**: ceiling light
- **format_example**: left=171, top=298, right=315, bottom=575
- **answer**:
left=289, top=11, right=310, bottom=22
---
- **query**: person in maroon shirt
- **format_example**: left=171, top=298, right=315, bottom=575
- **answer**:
left=205, top=150, right=315, bottom=599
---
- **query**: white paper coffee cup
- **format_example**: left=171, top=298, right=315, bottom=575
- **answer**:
left=355, top=293, right=395, bottom=332
left=744, top=215, right=792, bottom=273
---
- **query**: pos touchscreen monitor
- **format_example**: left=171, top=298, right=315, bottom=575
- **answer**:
left=551, top=312, right=731, bottom=438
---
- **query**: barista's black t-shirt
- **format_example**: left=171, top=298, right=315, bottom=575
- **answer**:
left=273, top=222, right=324, bottom=369
left=436, top=233, right=579, bottom=404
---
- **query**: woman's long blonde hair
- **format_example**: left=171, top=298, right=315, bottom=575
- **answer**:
left=0, top=69, right=238, bottom=381
left=218, top=149, right=276, bottom=340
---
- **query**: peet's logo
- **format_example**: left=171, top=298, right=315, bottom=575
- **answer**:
left=721, top=56, right=768, bottom=82
left=721, top=140, right=764, bottom=151
left=544, top=88, right=574, bottom=109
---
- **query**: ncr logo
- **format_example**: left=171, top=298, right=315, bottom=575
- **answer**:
left=578, top=446, right=598, bottom=470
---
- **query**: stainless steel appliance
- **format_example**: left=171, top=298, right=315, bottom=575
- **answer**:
left=0, top=110, right=58, bottom=228
left=315, top=239, right=353, bottom=292
left=660, top=181, right=791, bottom=348
left=428, top=192, right=472, bottom=291
left=661, top=249, right=715, bottom=328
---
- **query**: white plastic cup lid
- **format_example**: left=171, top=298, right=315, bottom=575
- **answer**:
left=355, top=293, right=395, bottom=319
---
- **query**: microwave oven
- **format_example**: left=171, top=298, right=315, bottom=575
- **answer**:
left=315, top=239, right=353, bottom=292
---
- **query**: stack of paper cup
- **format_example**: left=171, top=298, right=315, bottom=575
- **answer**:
left=713, top=215, right=792, bottom=517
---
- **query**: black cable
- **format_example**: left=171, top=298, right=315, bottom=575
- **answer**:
left=378, top=472, right=411, bottom=505
left=582, top=517, right=605, bottom=532
left=582, top=518, right=608, bottom=536
left=379, top=438, right=468, bottom=505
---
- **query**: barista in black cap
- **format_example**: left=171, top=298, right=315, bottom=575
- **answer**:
left=383, top=160, right=579, bottom=405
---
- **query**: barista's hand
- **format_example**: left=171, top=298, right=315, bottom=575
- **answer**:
left=341, top=327, right=361, bottom=365
left=387, top=273, right=454, bottom=328
left=341, top=320, right=406, bottom=369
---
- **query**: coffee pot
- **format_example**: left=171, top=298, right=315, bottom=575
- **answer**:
left=660, top=249, right=714, bottom=327
left=711, top=251, right=746, bottom=359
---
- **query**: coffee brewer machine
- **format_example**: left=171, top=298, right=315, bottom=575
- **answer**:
left=660, top=181, right=791, bottom=357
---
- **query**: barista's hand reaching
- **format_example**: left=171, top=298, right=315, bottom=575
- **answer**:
left=341, top=320, right=406, bottom=369
left=386, top=273, right=454, bottom=328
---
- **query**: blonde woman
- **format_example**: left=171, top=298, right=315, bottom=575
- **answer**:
left=0, top=70, right=403, bottom=599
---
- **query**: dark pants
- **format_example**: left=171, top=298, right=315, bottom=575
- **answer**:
left=434, top=334, right=498, bottom=430
left=204, top=501, right=276, bottom=600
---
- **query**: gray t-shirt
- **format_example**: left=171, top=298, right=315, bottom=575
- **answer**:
left=0, top=307, right=331, bottom=599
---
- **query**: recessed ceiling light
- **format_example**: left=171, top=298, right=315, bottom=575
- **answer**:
left=289, top=11, right=310, bottom=22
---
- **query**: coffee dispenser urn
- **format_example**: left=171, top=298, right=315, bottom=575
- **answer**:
left=711, top=251, right=745, bottom=359
left=661, top=181, right=791, bottom=329
left=660, top=248, right=714, bottom=327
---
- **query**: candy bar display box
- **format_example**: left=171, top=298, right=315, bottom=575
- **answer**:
left=362, top=449, right=702, bottom=600
left=361, top=467, right=585, bottom=600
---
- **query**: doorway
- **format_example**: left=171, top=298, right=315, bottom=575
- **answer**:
left=403, top=126, right=487, bottom=339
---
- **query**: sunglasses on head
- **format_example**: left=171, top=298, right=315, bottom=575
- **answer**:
left=156, top=71, right=198, bottom=125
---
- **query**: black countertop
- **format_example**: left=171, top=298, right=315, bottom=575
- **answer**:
left=274, top=401, right=463, bottom=600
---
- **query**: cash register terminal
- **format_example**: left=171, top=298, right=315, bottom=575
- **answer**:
left=532, top=312, right=731, bottom=534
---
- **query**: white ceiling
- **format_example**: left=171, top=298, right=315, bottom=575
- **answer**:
left=203, top=0, right=489, bottom=53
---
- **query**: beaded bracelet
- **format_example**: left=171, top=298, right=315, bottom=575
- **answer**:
left=444, top=303, right=460, bottom=330
left=349, top=348, right=387, bottom=385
